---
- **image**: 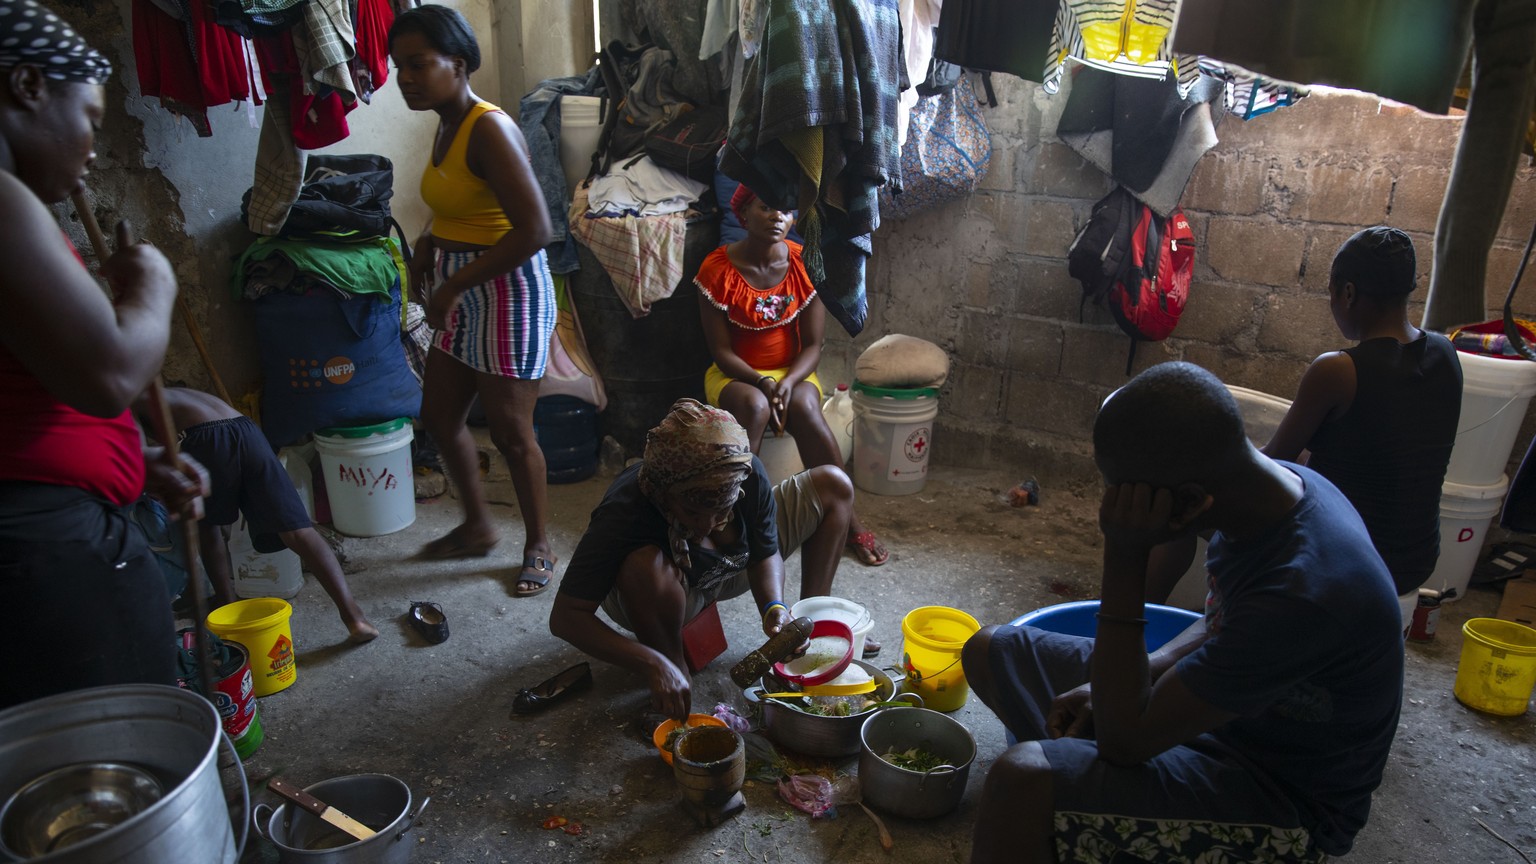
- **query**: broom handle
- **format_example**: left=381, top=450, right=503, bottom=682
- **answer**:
left=176, top=294, right=235, bottom=406
left=70, top=190, right=218, bottom=701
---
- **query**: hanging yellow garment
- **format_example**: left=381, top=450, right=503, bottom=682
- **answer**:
left=1044, top=0, right=1183, bottom=93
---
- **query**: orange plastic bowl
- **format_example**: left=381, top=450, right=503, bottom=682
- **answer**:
left=652, top=714, right=727, bottom=765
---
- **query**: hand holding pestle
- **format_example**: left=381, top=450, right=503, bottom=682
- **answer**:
left=730, top=616, right=814, bottom=689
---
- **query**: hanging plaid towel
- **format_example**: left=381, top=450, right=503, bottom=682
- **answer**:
left=879, top=74, right=991, bottom=222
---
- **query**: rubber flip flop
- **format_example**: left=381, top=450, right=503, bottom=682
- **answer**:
left=1472, top=542, right=1536, bottom=585
left=847, top=531, right=889, bottom=567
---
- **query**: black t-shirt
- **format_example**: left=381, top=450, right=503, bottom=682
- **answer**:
left=557, top=456, right=779, bottom=603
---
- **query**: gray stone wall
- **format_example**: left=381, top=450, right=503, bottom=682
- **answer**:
left=819, top=76, right=1536, bottom=491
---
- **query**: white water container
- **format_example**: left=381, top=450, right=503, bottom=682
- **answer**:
left=851, top=381, right=938, bottom=496
left=759, top=430, right=804, bottom=484
left=559, top=95, right=605, bottom=195
left=791, top=595, right=874, bottom=658
left=229, top=514, right=304, bottom=600
left=1165, top=385, right=1294, bottom=611
left=313, top=418, right=416, bottom=537
left=1446, top=350, right=1536, bottom=487
left=822, top=383, right=854, bottom=466
left=1430, top=474, right=1510, bottom=600
left=278, top=442, right=316, bottom=520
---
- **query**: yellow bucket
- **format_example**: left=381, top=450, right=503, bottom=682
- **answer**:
left=1453, top=617, right=1536, bottom=716
left=900, top=606, right=981, bottom=712
left=206, top=598, right=297, bottom=697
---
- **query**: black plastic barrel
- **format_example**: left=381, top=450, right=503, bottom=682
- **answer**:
left=534, top=395, right=599, bottom=483
left=569, top=218, right=720, bottom=457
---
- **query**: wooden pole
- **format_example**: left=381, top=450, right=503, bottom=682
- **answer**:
left=71, top=189, right=217, bottom=701
left=177, top=295, right=235, bottom=407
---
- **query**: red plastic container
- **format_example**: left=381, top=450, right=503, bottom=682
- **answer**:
left=682, top=602, right=728, bottom=673
left=772, top=619, right=855, bottom=687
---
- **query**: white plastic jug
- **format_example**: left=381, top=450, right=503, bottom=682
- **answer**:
left=822, top=383, right=854, bottom=466
left=278, top=444, right=315, bottom=520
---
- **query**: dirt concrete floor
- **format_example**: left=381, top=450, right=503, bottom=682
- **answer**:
left=231, top=464, right=1536, bottom=864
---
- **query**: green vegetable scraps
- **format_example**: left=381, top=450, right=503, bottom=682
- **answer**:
left=882, top=746, right=946, bottom=772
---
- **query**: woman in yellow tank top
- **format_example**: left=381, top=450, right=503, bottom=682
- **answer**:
left=390, top=6, right=559, bottom=596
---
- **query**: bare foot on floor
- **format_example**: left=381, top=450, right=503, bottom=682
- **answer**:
left=417, top=523, right=500, bottom=560
left=346, top=616, right=380, bottom=644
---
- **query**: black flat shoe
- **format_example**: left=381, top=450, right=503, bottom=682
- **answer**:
left=408, top=601, right=449, bottom=644
left=512, top=662, right=592, bottom=715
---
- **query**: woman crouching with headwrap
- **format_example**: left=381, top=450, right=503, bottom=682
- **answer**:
left=0, top=0, right=207, bottom=709
left=547, top=399, right=854, bottom=720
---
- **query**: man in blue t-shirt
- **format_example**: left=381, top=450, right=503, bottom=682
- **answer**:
left=964, top=362, right=1403, bottom=864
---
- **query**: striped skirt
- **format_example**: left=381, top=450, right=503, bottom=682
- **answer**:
left=431, top=248, right=556, bottom=379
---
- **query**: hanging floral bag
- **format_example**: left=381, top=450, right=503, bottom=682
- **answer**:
left=879, top=74, right=992, bottom=222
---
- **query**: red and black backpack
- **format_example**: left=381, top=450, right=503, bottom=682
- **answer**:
left=1068, top=186, right=1195, bottom=374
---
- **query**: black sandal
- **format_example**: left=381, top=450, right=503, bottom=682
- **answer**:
left=514, top=555, right=558, bottom=598
left=408, top=601, right=449, bottom=644
left=512, top=662, right=592, bottom=715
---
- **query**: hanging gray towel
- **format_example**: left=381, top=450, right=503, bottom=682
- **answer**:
left=1055, top=65, right=1225, bottom=215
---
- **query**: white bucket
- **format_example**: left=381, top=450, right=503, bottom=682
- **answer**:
left=313, top=418, right=416, bottom=537
left=1227, top=384, right=1293, bottom=446
left=791, top=596, right=874, bottom=659
left=1166, top=385, right=1294, bottom=611
left=559, top=95, right=605, bottom=197
left=1429, top=474, right=1510, bottom=600
left=759, top=431, right=804, bottom=484
left=1446, top=350, right=1536, bottom=487
left=229, top=515, right=304, bottom=600
left=851, top=382, right=938, bottom=496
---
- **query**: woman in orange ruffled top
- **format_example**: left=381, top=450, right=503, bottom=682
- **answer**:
left=694, top=185, right=888, bottom=569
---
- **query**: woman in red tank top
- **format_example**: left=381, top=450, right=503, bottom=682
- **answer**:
left=0, top=2, right=205, bottom=709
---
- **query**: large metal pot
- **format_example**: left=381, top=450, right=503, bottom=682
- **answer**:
left=0, top=684, right=247, bottom=863
left=253, top=774, right=428, bottom=864
left=742, top=660, right=921, bottom=758
left=858, top=706, right=975, bottom=819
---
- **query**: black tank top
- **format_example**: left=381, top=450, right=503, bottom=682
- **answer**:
left=1306, top=333, right=1462, bottom=595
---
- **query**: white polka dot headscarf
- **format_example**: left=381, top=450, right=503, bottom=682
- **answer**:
left=0, top=0, right=111, bottom=86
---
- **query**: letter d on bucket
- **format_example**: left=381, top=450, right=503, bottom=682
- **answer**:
left=206, top=598, right=297, bottom=697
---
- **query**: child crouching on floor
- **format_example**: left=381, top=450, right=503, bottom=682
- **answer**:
left=136, top=387, right=378, bottom=643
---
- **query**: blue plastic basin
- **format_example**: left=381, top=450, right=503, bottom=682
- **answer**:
left=1008, top=600, right=1201, bottom=651
left=1001, top=601, right=1202, bottom=747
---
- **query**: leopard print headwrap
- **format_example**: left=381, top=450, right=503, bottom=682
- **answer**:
left=638, top=399, right=753, bottom=571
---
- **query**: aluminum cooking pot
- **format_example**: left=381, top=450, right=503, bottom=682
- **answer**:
left=253, top=774, right=428, bottom=864
left=742, top=660, right=921, bottom=758
left=858, top=706, right=976, bottom=819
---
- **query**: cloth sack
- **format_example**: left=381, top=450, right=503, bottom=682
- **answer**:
left=253, top=278, right=421, bottom=448
left=855, top=334, right=950, bottom=389
left=879, top=75, right=991, bottom=222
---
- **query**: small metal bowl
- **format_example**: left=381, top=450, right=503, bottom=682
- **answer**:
left=0, top=762, right=163, bottom=858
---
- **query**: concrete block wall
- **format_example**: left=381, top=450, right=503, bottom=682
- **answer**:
left=818, top=76, right=1536, bottom=492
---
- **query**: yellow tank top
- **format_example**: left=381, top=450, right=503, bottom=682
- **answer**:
left=420, top=101, right=515, bottom=246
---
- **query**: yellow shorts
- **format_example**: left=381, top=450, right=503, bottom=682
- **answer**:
left=704, top=363, right=823, bottom=406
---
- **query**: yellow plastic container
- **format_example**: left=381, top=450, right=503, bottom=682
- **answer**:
left=206, top=598, right=297, bottom=697
left=1453, top=617, right=1536, bottom=716
left=900, top=606, right=981, bottom=712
